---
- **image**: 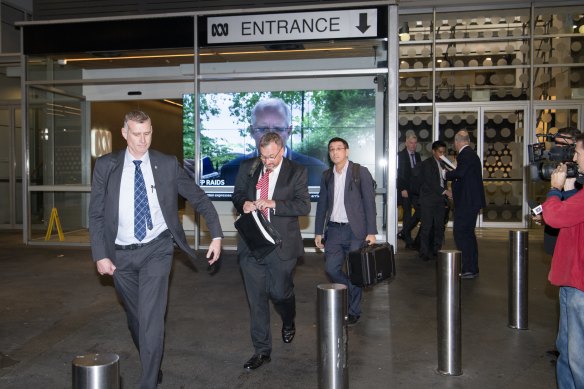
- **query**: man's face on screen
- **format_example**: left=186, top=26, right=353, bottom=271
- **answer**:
left=251, top=110, right=291, bottom=148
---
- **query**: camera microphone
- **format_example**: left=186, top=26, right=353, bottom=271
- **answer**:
left=528, top=200, right=543, bottom=216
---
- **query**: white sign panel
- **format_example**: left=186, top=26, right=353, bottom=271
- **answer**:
left=207, top=9, right=378, bottom=44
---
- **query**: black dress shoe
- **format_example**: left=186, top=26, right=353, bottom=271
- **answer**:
left=282, top=323, right=296, bottom=343
left=244, top=354, right=271, bottom=370
left=158, top=370, right=163, bottom=384
left=346, top=315, right=360, bottom=326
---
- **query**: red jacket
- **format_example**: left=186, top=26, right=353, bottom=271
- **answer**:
left=542, top=189, right=584, bottom=290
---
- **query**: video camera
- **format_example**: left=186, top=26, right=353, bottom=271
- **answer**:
left=528, top=132, right=578, bottom=181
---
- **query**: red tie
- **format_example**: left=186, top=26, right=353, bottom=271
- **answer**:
left=256, top=169, right=272, bottom=218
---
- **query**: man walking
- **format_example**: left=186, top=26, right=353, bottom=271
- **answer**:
left=232, top=131, right=310, bottom=370
left=89, top=110, right=223, bottom=389
left=397, top=133, right=422, bottom=248
left=445, top=130, right=485, bottom=279
left=314, top=137, right=377, bottom=325
left=418, top=140, right=452, bottom=261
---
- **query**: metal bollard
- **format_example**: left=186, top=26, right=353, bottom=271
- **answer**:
left=317, top=283, right=348, bottom=389
left=72, top=353, right=120, bottom=389
left=436, top=250, right=462, bottom=376
left=508, top=230, right=528, bottom=330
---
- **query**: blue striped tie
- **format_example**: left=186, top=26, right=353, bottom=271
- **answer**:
left=133, top=160, right=153, bottom=241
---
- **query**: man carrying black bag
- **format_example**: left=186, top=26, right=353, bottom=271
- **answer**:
left=314, top=137, right=378, bottom=326
left=232, top=132, right=310, bottom=370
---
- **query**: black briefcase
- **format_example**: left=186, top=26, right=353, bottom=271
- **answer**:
left=346, top=242, right=396, bottom=287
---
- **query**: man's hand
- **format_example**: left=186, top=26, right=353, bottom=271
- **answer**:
left=315, top=235, right=325, bottom=249
left=243, top=200, right=257, bottom=213
left=366, top=234, right=377, bottom=245
left=444, top=189, right=453, bottom=199
left=254, top=199, right=275, bottom=213
left=401, top=189, right=408, bottom=198
left=96, top=258, right=116, bottom=276
left=532, top=214, right=543, bottom=225
left=564, top=177, right=577, bottom=191
left=207, top=239, right=221, bottom=265
left=551, top=163, right=568, bottom=190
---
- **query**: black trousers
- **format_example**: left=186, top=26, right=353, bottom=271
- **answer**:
left=401, top=195, right=420, bottom=245
left=453, top=208, right=481, bottom=274
left=419, top=203, right=447, bottom=258
left=239, top=248, right=297, bottom=356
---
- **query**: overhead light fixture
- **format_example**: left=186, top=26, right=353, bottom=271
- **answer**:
left=57, top=47, right=354, bottom=63
left=484, top=18, right=493, bottom=25
left=469, top=19, right=478, bottom=26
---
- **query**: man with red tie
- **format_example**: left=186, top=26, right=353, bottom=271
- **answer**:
left=232, top=132, right=310, bottom=370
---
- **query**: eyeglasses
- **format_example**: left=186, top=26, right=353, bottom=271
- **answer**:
left=252, top=127, right=289, bottom=135
left=260, top=146, right=283, bottom=162
left=329, top=147, right=346, bottom=153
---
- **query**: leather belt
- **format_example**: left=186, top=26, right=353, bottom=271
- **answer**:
left=115, top=229, right=172, bottom=250
left=328, top=221, right=349, bottom=226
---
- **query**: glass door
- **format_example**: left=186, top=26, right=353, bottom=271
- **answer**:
left=436, top=105, right=528, bottom=227
left=0, top=106, right=22, bottom=228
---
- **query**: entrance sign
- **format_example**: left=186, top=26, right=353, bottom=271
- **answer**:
left=206, top=9, right=379, bottom=45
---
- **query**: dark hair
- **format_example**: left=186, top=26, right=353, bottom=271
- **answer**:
left=328, top=137, right=349, bottom=149
left=432, top=140, right=447, bottom=150
left=557, top=127, right=581, bottom=139
left=575, top=133, right=584, bottom=146
left=259, top=132, right=284, bottom=148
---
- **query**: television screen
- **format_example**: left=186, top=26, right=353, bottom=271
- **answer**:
left=183, top=90, right=376, bottom=200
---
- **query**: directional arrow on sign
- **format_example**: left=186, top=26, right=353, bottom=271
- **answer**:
left=356, top=13, right=370, bottom=33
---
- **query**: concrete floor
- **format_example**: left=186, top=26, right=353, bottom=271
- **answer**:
left=0, top=228, right=559, bottom=389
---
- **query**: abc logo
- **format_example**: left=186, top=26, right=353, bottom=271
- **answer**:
left=211, top=23, right=228, bottom=37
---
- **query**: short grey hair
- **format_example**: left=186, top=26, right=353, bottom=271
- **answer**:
left=251, top=98, right=291, bottom=128
left=123, top=110, right=150, bottom=129
left=454, top=130, right=470, bottom=144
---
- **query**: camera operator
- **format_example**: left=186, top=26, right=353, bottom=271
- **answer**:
left=533, top=127, right=581, bottom=255
left=541, top=132, right=584, bottom=388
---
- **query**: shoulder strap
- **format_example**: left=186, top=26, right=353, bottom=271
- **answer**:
left=247, top=157, right=262, bottom=177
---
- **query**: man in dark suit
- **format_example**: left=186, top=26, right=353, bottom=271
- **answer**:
left=89, top=110, right=223, bottom=389
left=445, top=130, right=486, bottom=279
left=397, top=133, right=422, bottom=248
left=232, top=132, right=310, bottom=370
left=220, top=97, right=326, bottom=186
left=418, top=140, right=452, bottom=261
left=314, top=137, right=377, bottom=326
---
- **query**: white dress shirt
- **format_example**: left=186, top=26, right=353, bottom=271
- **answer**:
left=116, top=149, right=168, bottom=245
left=330, top=161, right=349, bottom=223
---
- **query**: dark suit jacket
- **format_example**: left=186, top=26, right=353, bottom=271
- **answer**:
left=89, top=149, right=223, bottom=262
left=419, top=157, right=447, bottom=207
left=445, top=146, right=486, bottom=211
left=397, top=148, right=422, bottom=201
left=314, top=161, right=378, bottom=240
left=232, top=157, right=311, bottom=260
left=221, top=148, right=326, bottom=186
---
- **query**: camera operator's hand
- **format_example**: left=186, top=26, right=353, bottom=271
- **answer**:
left=532, top=214, right=543, bottom=225
left=564, top=177, right=577, bottom=191
left=551, top=163, right=568, bottom=190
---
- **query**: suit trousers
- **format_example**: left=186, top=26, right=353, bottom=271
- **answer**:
left=453, top=208, right=480, bottom=274
left=113, top=233, right=174, bottom=389
left=324, top=223, right=363, bottom=317
left=419, top=203, right=446, bottom=258
left=401, top=196, right=420, bottom=245
left=239, top=248, right=297, bottom=356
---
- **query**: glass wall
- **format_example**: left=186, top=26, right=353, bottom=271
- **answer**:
left=398, top=4, right=584, bottom=227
